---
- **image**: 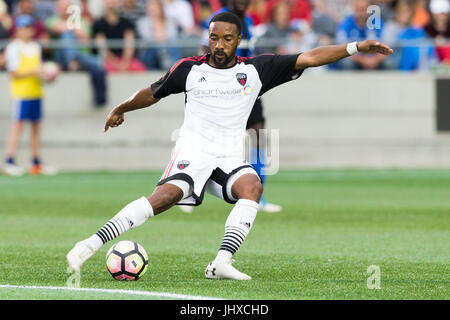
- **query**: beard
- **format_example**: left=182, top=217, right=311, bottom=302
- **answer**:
left=212, top=48, right=236, bottom=68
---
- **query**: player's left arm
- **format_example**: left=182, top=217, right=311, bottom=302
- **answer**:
left=295, top=40, right=393, bottom=70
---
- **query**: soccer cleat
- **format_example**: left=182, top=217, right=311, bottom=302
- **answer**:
left=66, top=240, right=97, bottom=272
left=3, top=163, right=25, bottom=176
left=178, top=205, right=193, bottom=213
left=259, top=201, right=282, bottom=213
left=205, top=260, right=251, bottom=280
left=29, top=164, right=58, bottom=176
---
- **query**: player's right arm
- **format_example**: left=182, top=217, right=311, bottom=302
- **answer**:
left=104, top=87, right=160, bottom=132
left=105, top=57, right=192, bottom=132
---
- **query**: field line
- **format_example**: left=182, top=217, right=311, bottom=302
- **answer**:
left=0, top=284, right=225, bottom=300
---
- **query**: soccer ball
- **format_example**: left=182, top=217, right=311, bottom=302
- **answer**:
left=106, top=240, right=149, bottom=280
left=42, top=61, right=59, bottom=82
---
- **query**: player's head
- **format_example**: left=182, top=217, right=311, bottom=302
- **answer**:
left=15, top=14, right=35, bottom=41
left=228, top=0, right=250, bottom=16
left=208, top=12, right=242, bottom=68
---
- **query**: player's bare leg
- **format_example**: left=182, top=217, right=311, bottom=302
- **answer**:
left=4, top=121, right=25, bottom=176
left=205, top=173, right=263, bottom=280
left=67, top=183, right=183, bottom=271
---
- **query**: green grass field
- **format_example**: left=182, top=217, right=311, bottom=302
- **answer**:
left=0, top=169, right=448, bottom=300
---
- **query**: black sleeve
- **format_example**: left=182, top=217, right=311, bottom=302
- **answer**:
left=249, top=53, right=304, bottom=97
left=121, top=17, right=135, bottom=33
left=150, top=59, right=191, bottom=99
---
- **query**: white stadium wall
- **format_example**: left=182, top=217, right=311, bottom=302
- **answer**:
left=1, top=71, right=449, bottom=171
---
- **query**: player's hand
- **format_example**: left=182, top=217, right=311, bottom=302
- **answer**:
left=104, top=108, right=125, bottom=132
left=357, top=40, right=394, bottom=55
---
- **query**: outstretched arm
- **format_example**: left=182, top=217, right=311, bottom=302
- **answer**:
left=295, top=40, right=393, bottom=70
left=104, top=87, right=160, bottom=132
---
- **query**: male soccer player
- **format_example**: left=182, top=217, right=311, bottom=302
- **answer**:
left=3, top=14, right=44, bottom=176
left=197, top=0, right=282, bottom=213
left=67, top=12, right=393, bottom=280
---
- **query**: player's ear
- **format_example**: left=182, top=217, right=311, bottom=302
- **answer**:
left=237, top=33, right=241, bottom=46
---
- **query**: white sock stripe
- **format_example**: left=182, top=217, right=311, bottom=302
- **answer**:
left=112, top=217, right=125, bottom=234
left=100, top=225, right=113, bottom=241
left=222, top=238, right=241, bottom=247
left=219, top=245, right=236, bottom=254
left=221, top=242, right=239, bottom=253
left=107, top=221, right=120, bottom=237
left=103, top=224, right=116, bottom=239
left=96, top=231, right=107, bottom=243
left=225, top=226, right=247, bottom=238
left=224, top=232, right=245, bottom=244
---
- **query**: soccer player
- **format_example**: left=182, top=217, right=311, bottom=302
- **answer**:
left=3, top=14, right=44, bottom=176
left=67, top=12, right=393, bottom=280
left=197, top=0, right=283, bottom=213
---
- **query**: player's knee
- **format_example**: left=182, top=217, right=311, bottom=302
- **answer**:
left=237, top=180, right=263, bottom=202
left=147, top=184, right=183, bottom=214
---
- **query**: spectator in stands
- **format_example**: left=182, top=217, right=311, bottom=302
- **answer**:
left=191, top=0, right=222, bottom=28
left=10, top=0, right=49, bottom=40
left=383, top=0, right=433, bottom=71
left=120, top=0, right=147, bottom=25
left=247, top=0, right=268, bottom=26
left=372, top=0, right=397, bottom=22
left=314, top=0, right=352, bottom=23
left=33, top=0, right=56, bottom=23
left=335, top=0, right=386, bottom=70
left=425, top=0, right=450, bottom=65
left=162, top=0, right=201, bottom=57
left=0, top=0, right=12, bottom=69
left=93, top=0, right=146, bottom=72
left=254, top=0, right=291, bottom=54
left=4, top=0, right=14, bottom=14
left=412, top=0, right=430, bottom=27
left=310, top=0, right=337, bottom=46
left=46, top=0, right=108, bottom=106
left=136, top=0, right=180, bottom=70
left=80, top=0, right=95, bottom=24
left=265, top=0, right=312, bottom=25
left=285, top=18, right=318, bottom=54
left=163, top=0, right=198, bottom=34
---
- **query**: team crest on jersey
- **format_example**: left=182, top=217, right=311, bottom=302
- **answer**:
left=177, top=160, right=190, bottom=170
left=236, top=73, right=247, bottom=86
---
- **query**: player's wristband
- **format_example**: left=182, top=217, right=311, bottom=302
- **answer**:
left=346, top=42, right=359, bottom=56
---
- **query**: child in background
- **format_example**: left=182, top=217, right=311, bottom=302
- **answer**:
left=3, top=14, right=49, bottom=176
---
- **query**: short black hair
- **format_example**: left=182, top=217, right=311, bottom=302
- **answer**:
left=209, top=12, right=242, bottom=35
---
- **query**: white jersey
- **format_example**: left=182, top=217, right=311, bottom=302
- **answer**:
left=151, top=53, right=303, bottom=159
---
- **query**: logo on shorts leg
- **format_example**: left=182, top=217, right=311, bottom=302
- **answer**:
left=177, top=160, right=190, bottom=170
left=236, top=73, right=247, bottom=86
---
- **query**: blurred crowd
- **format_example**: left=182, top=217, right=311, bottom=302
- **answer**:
left=0, top=0, right=450, bottom=74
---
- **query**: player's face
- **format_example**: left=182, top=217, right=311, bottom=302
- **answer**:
left=208, top=21, right=241, bottom=68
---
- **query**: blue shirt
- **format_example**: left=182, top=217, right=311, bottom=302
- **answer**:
left=335, top=15, right=383, bottom=42
left=397, top=27, right=433, bottom=71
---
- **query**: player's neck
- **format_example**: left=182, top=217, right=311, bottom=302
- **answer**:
left=207, top=55, right=237, bottom=69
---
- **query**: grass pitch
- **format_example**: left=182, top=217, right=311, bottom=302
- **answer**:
left=0, top=169, right=448, bottom=300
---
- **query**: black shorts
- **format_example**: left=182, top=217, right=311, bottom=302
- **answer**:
left=246, top=98, right=265, bottom=129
